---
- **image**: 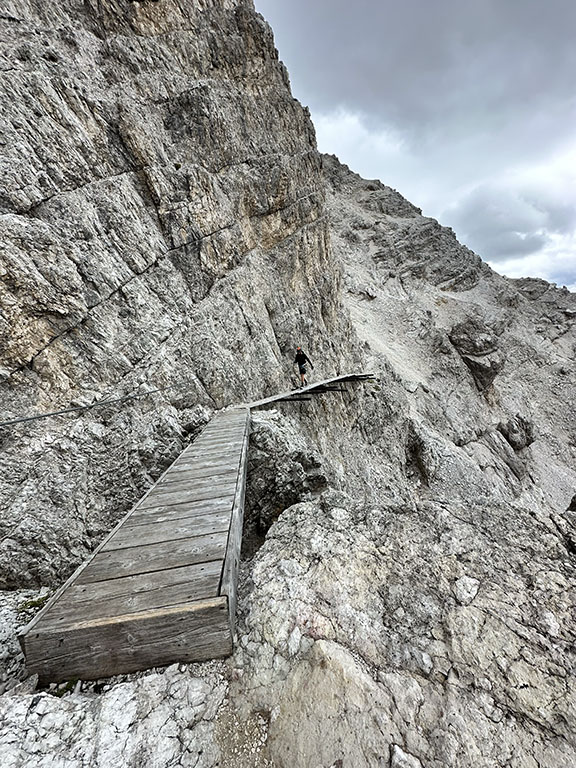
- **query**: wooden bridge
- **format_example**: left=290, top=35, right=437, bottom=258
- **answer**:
left=19, top=373, right=373, bottom=682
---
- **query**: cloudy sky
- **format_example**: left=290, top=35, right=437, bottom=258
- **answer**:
left=255, top=0, right=576, bottom=289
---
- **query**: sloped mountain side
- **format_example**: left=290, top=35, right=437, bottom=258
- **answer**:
left=323, top=153, right=576, bottom=519
left=1, top=2, right=576, bottom=767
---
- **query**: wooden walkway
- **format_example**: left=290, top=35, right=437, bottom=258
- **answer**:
left=245, top=373, right=375, bottom=409
left=20, top=409, right=250, bottom=683
left=19, top=373, right=373, bottom=682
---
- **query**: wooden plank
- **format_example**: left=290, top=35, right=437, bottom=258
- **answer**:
left=78, top=532, right=228, bottom=584
left=186, top=431, right=242, bottom=444
left=22, top=597, right=231, bottom=683
left=219, top=411, right=250, bottom=628
left=18, top=406, right=254, bottom=683
left=211, top=411, right=249, bottom=421
left=183, top=429, right=244, bottom=443
left=181, top=441, right=237, bottom=454
left=193, top=431, right=244, bottom=441
left=125, top=497, right=233, bottom=526
left=155, top=470, right=238, bottom=488
left=192, top=424, right=245, bottom=436
left=179, top=438, right=241, bottom=450
left=180, top=449, right=241, bottom=460
left=201, top=416, right=246, bottom=427
left=145, top=475, right=237, bottom=498
left=159, top=465, right=238, bottom=483
left=173, top=446, right=241, bottom=463
left=171, top=456, right=239, bottom=472
left=38, top=561, right=223, bottom=629
left=172, top=454, right=240, bottom=468
left=102, top=511, right=231, bottom=551
left=244, top=373, right=375, bottom=409
left=171, top=452, right=241, bottom=468
left=137, top=482, right=237, bottom=510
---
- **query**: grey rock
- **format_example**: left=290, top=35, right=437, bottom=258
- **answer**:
left=449, top=319, right=503, bottom=390
left=236, top=490, right=576, bottom=767
left=498, top=414, right=535, bottom=451
left=391, top=745, right=423, bottom=768
left=1, top=2, right=576, bottom=767
left=0, top=0, right=355, bottom=588
left=453, top=576, right=480, bottom=605
left=0, top=664, right=228, bottom=768
left=243, top=409, right=331, bottom=558
left=449, top=319, right=500, bottom=356
left=460, top=351, right=503, bottom=390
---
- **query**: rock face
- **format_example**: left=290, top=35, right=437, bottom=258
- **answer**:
left=0, top=0, right=354, bottom=588
left=1, top=662, right=229, bottom=768
left=236, top=490, right=576, bottom=767
left=242, top=409, right=331, bottom=557
left=448, top=318, right=503, bottom=390
left=2, top=3, right=576, bottom=768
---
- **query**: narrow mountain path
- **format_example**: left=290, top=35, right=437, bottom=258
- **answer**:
left=19, top=373, right=374, bottom=683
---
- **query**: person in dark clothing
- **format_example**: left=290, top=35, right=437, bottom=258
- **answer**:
left=294, top=346, right=314, bottom=387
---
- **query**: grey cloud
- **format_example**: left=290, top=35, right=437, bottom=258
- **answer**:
left=256, top=0, right=576, bottom=160
left=485, top=232, right=548, bottom=260
left=521, top=192, right=576, bottom=236
left=444, top=184, right=576, bottom=262
left=548, top=269, right=576, bottom=289
left=255, top=0, right=576, bottom=288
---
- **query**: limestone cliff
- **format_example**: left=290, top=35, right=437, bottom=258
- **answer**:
left=0, top=0, right=354, bottom=588
left=1, top=2, right=576, bottom=767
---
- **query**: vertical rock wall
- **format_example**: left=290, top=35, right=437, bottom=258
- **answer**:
left=0, top=0, right=356, bottom=586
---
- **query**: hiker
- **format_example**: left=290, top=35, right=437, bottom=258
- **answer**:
left=294, top=346, right=314, bottom=387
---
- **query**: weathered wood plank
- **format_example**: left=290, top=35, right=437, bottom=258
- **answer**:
left=174, top=448, right=240, bottom=461
left=171, top=455, right=240, bottom=471
left=39, top=561, right=223, bottom=629
left=137, top=482, right=237, bottom=510
left=159, top=464, right=238, bottom=484
left=18, top=405, right=256, bottom=683
left=193, top=423, right=244, bottom=434
left=186, top=436, right=243, bottom=447
left=126, top=497, right=233, bottom=526
left=178, top=442, right=241, bottom=455
left=244, top=373, right=374, bottom=409
left=155, top=470, right=238, bottom=488
left=173, top=447, right=241, bottom=464
left=192, top=432, right=244, bottom=441
left=22, top=597, right=231, bottom=683
left=78, top=532, right=228, bottom=584
left=145, top=475, right=237, bottom=498
left=125, top=506, right=231, bottom=530
left=168, top=463, right=236, bottom=480
left=102, top=511, right=231, bottom=551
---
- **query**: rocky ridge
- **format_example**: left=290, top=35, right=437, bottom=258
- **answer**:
left=1, top=2, right=576, bottom=767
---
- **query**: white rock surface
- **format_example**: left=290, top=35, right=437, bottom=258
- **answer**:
left=453, top=576, right=480, bottom=605
left=0, top=664, right=227, bottom=768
